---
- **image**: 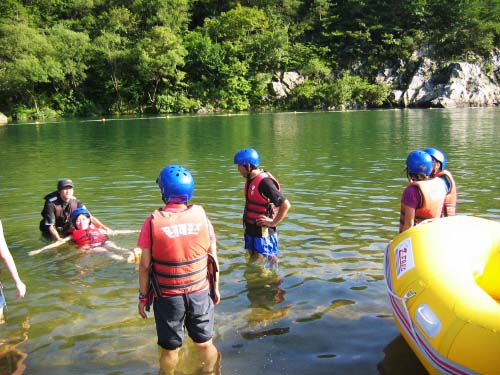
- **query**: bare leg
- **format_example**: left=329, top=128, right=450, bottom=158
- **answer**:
left=195, top=339, right=220, bottom=374
left=159, top=347, right=180, bottom=375
left=85, top=246, right=125, bottom=261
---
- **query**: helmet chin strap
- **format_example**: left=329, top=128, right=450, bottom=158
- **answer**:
left=245, top=164, right=255, bottom=179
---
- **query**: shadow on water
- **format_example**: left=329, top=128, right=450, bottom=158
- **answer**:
left=378, top=335, right=427, bottom=375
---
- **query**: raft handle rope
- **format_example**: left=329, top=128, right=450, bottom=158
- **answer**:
left=384, top=242, right=475, bottom=375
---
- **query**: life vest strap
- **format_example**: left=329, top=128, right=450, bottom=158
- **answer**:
left=152, top=253, right=208, bottom=267
left=157, top=274, right=207, bottom=290
left=153, top=266, right=207, bottom=280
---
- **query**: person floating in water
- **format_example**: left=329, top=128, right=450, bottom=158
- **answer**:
left=68, top=208, right=135, bottom=261
left=30, top=207, right=139, bottom=262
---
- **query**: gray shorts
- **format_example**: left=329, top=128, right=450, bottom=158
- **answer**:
left=153, top=288, right=214, bottom=350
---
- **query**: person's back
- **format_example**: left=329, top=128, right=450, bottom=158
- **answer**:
left=400, top=150, right=447, bottom=232
left=136, top=165, right=220, bottom=375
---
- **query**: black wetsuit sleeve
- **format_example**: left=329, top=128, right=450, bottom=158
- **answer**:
left=259, top=178, right=286, bottom=206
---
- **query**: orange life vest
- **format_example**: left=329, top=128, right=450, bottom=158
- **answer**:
left=244, top=171, right=280, bottom=225
left=150, top=205, right=211, bottom=296
left=437, top=169, right=457, bottom=216
left=399, top=178, right=447, bottom=232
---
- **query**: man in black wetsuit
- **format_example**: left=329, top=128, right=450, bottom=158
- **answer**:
left=39, top=178, right=109, bottom=242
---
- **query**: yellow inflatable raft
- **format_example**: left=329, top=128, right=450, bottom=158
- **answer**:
left=384, top=215, right=500, bottom=375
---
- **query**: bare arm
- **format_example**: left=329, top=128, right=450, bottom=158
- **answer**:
left=90, top=216, right=111, bottom=232
left=29, top=236, right=71, bottom=256
left=48, top=225, right=62, bottom=242
left=271, top=198, right=291, bottom=227
left=401, top=205, right=416, bottom=232
left=257, top=198, right=291, bottom=228
left=138, top=247, right=151, bottom=318
left=208, top=240, right=220, bottom=305
left=0, top=220, right=26, bottom=298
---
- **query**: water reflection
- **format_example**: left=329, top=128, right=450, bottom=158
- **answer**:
left=240, top=261, right=290, bottom=339
left=0, top=109, right=499, bottom=374
left=0, top=317, right=29, bottom=375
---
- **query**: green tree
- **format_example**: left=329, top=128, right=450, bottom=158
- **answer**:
left=136, top=25, right=187, bottom=107
left=47, top=24, right=90, bottom=93
left=0, top=21, right=64, bottom=116
left=87, top=7, right=138, bottom=113
left=424, top=0, right=500, bottom=58
left=321, top=0, right=426, bottom=75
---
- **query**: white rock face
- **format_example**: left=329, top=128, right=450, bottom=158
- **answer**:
left=389, top=52, right=500, bottom=108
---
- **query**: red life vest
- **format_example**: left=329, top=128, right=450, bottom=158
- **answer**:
left=70, top=225, right=108, bottom=248
left=437, top=169, right=457, bottom=216
left=399, top=178, right=447, bottom=232
left=243, top=171, right=280, bottom=225
left=150, top=205, right=211, bottom=296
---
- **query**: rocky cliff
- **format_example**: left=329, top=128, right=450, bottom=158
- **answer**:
left=377, top=49, right=500, bottom=108
left=270, top=49, right=500, bottom=109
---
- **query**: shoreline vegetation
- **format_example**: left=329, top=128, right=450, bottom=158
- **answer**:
left=1, top=1, right=499, bottom=121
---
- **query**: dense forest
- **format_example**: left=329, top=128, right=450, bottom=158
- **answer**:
left=1, top=0, right=499, bottom=119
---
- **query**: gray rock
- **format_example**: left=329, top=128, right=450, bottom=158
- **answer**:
left=0, top=112, right=7, bottom=125
left=386, top=50, right=500, bottom=108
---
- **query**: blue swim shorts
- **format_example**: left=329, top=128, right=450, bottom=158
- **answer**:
left=244, top=233, right=279, bottom=257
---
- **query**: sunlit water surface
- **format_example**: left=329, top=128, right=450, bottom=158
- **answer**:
left=0, top=109, right=499, bottom=375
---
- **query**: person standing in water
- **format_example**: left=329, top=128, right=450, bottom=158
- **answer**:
left=234, top=148, right=291, bottom=268
left=137, top=165, right=220, bottom=375
left=0, top=219, right=26, bottom=323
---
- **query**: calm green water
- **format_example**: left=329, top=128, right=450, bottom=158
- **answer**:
left=0, top=109, right=499, bottom=375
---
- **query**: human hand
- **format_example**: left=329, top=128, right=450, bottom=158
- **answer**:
left=256, top=216, right=273, bottom=227
left=138, top=301, right=148, bottom=319
left=212, top=288, right=221, bottom=305
left=16, top=281, right=26, bottom=298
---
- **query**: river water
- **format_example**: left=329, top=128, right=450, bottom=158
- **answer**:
left=0, top=109, right=499, bottom=375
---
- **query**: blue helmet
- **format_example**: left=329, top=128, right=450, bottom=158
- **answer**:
left=424, top=147, right=446, bottom=170
left=406, top=150, right=433, bottom=176
left=234, top=148, right=260, bottom=167
left=158, top=165, right=194, bottom=203
left=71, top=207, right=91, bottom=225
